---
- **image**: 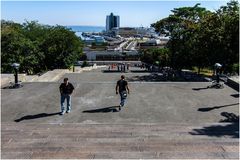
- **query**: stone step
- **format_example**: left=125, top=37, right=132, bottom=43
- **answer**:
left=24, top=75, right=39, bottom=82
left=2, top=122, right=238, bottom=130
left=227, top=77, right=239, bottom=91
left=34, top=69, right=70, bottom=82
left=2, top=144, right=238, bottom=159
left=1, top=123, right=239, bottom=159
left=2, top=123, right=238, bottom=139
left=2, top=150, right=238, bottom=159
left=1, top=74, right=28, bottom=86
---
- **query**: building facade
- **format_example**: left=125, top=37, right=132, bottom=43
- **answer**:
left=106, top=13, right=120, bottom=31
left=118, top=27, right=137, bottom=37
left=85, top=51, right=140, bottom=61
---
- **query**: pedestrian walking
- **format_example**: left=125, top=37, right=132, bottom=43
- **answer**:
left=127, top=63, right=130, bottom=70
left=117, top=64, right=120, bottom=71
left=116, top=75, right=130, bottom=111
left=59, top=78, right=74, bottom=115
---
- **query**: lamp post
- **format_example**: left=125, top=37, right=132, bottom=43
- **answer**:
left=214, top=63, right=222, bottom=84
left=11, top=63, right=22, bottom=88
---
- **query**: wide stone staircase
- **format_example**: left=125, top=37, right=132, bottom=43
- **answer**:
left=33, top=69, right=71, bottom=82
left=1, top=69, right=70, bottom=86
left=1, top=122, right=239, bottom=159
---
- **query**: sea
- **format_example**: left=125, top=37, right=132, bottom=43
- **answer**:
left=66, top=26, right=105, bottom=38
left=66, top=25, right=105, bottom=32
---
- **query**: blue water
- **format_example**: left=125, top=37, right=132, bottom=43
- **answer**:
left=66, top=26, right=105, bottom=39
left=66, top=26, right=105, bottom=33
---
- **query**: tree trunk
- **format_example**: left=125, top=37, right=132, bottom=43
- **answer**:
left=198, top=66, right=201, bottom=75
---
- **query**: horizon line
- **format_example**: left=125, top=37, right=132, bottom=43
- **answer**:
left=2, top=19, right=150, bottom=28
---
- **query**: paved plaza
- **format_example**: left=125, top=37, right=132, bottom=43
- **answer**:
left=1, top=67, right=239, bottom=159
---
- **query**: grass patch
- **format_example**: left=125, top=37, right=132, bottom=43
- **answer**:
left=191, top=67, right=213, bottom=77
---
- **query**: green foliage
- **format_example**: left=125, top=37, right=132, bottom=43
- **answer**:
left=152, top=3, right=210, bottom=70
left=41, top=25, right=83, bottom=69
left=140, top=48, right=170, bottom=67
left=231, top=63, right=239, bottom=74
left=1, top=20, right=83, bottom=74
left=81, top=60, right=88, bottom=68
left=151, top=0, right=239, bottom=74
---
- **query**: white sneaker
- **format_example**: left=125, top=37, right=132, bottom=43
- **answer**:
left=60, top=111, right=65, bottom=115
left=66, top=110, right=71, bottom=113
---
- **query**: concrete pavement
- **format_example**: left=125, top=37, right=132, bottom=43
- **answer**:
left=1, top=67, right=239, bottom=159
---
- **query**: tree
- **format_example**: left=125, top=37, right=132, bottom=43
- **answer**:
left=1, top=20, right=84, bottom=74
left=151, top=1, right=239, bottom=74
left=217, top=1, right=239, bottom=72
left=1, top=20, right=26, bottom=73
left=140, top=48, right=170, bottom=67
left=41, top=25, right=83, bottom=69
left=152, top=4, right=210, bottom=71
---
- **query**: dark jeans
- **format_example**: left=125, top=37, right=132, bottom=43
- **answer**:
left=120, top=91, right=127, bottom=106
left=60, top=94, right=71, bottom=112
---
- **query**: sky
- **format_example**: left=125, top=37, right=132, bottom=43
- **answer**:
left=1, top=1, right=228, bottom=27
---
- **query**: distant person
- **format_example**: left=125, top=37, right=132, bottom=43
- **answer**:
left=59, top=78, right=74, bottom=115
left=116, top=75, right=130, bottom=111
left=117, top=65, right=120, bottom=71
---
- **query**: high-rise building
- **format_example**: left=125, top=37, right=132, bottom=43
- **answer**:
left=106, top=13, right=120, bottom=31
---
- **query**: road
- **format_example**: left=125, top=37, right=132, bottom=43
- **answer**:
left=126, top=41, right=137, bottom=50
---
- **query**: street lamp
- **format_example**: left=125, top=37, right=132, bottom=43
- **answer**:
left=214, top=63, right=222, bottom=84
left=214, top=63, right=222, bottom=68
left=11, top=63, right=23, bottom=88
